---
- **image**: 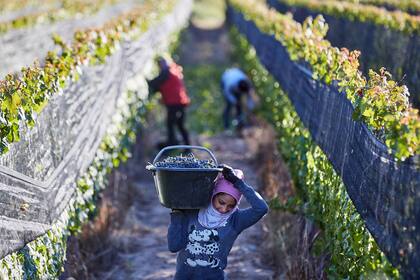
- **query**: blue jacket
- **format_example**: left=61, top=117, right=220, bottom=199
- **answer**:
left=167, top=180, right=269, bottom=280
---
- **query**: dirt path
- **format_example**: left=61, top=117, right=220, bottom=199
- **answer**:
left=64, top=3, right=277, bottom=278
left=84, top=130, right=274, bottom=280
left=177, top=24, right=231, bottom=66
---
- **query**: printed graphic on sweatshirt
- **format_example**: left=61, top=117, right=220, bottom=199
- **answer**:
left=185, top=225, right=221, bottom=269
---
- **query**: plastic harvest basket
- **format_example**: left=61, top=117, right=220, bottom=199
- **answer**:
left=146, top=145, right=223, bottom=209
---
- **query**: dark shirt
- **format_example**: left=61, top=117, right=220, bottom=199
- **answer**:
left=167, top=180, right=269, bottom=280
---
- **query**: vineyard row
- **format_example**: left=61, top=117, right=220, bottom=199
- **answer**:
left=0, top=0, right=191, bottom=278
left=272, top=0, right=420, bottom=34
left=229, top=0, right=419, bottom=161
left=227, top=1, right=419, bottom=277
left=0, top=0, right=120, bottom=35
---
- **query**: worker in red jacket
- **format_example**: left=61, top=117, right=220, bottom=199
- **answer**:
left=147, top=56, right=191, bottom=149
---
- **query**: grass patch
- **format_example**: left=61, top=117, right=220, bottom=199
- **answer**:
left=191, top=0, right=226, bottom=28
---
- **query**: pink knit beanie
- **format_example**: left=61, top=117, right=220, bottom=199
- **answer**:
left=212, top=169, right=244, bottom=204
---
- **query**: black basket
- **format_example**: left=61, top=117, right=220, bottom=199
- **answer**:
left=146, top=145, right=222, bottom=209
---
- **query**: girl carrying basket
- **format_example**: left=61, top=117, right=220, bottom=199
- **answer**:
left=167, top=164, right=269, bottom=280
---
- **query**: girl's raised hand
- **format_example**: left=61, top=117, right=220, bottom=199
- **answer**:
left=219, top=164, right=240, bottom=185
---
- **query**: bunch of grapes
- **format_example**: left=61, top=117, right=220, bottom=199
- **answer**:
left=154, top=154, right=217, bottom=169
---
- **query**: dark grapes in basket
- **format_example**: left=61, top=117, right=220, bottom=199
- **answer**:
left=154, top=154, right=217, bottom=169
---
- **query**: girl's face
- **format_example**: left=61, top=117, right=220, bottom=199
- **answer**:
left=212, top=193, right=236, bottom=214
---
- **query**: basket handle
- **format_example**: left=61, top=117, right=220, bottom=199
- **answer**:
left=152, top=145, right=219, bottom=166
